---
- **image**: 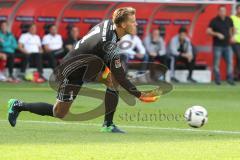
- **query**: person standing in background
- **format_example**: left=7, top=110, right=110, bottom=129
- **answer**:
left=207, top=5, right=235, bottom=85
left=231, top=4, right=240, bottom=81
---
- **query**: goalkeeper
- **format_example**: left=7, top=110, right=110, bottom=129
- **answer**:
left=7, top=7, right=159, bottom=133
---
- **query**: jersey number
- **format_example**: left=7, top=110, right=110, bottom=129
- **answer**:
left=75, top=26, right=101, bottom=49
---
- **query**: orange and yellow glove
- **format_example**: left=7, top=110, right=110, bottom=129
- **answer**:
left=139, top=88, right=162, bottom=103
left=102, top=67, right=110, bottom=79
left=98, top=67, right=119, bottom=89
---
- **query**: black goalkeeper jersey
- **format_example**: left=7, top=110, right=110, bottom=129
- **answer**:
left=63, top=20, right=141, bottom=98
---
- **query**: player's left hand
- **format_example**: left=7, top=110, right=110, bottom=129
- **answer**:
left=98, top=67, right=119, bottom=89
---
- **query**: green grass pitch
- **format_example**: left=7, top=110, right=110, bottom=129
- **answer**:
left=0, top=82, right=239, bottom=160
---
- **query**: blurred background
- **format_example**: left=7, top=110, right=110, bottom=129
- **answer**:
left=0, top=0, right=239, bottom=84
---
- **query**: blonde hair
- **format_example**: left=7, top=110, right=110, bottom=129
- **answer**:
left=112, top=7, right=136, bottom=26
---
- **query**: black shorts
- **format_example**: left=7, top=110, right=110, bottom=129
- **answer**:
left=53, top=53, right=105, bottom=102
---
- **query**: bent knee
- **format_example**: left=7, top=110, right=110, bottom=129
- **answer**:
left=53, top=101, right=72, bottom=119
left=54, top=110, right=67, bottom=119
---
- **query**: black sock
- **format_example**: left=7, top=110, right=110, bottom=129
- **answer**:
left=18, top=102, right=54, bottom=117
left=104, top=88, right=119, bottom=126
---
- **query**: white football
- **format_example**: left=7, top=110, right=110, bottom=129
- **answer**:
left=184, top=106, right=208, bottom=128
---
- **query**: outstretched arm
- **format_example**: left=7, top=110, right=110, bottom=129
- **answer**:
left=102, top=41, right=159, bottom=102
left=109, top=54, right=141, bottom=98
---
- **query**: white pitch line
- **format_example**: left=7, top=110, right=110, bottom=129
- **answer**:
left=0, top=120, right=240, bottom=135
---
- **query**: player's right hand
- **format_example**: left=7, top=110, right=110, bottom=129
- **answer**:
left=139, top=90, right=160, bottom=103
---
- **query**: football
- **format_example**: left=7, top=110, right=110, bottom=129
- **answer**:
left=184, top=106, right=208, bottom=128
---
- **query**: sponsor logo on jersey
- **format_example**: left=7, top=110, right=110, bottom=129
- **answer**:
left=114, top=58, right=121, bottom=68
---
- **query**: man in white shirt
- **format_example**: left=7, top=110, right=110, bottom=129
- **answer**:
left=119, top=31, right=148, bottom=72
left=144, top=28, right=168, bottom=81
left=18, top=24, right=44, bottom=80
left=42, top=24, right=65, bottom=69
left=144, top=28, right=167, bottom=62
